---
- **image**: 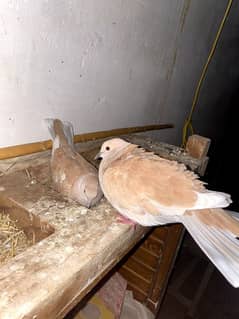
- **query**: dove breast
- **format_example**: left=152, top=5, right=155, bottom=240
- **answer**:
left=51, top=145, right=103, bottom=208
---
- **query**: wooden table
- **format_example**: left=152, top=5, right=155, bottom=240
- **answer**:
left=0, top=135, right=206, bottom=318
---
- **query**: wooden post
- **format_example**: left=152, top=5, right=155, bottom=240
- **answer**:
left=186, top=134, right=211, bottom=176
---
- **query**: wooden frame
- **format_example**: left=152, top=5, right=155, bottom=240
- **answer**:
left=0, top=124, right=173, bottom=160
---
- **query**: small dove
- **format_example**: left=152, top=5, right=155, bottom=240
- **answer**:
left=96, top=138, right=239, bottom=287
left=45, top=118, right=103, bottom=208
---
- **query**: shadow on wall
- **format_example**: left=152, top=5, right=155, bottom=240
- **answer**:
left=205, top=88, right=239, bottom=210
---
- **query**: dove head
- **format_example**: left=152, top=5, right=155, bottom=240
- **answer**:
left=96, top=138, right=130, bottom=161
left=70, top=174, right=103, bottom=208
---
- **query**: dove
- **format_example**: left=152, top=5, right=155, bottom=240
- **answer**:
left=45, top=118, right=103, bottom=208
left=96, top=138, right=239, bottom=288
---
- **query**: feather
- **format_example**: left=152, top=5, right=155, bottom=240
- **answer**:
left=96, top=138, right=239, bottom=287
left=182, top=209, right=239, bottom=287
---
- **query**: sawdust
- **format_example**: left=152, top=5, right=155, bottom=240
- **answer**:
left=0, top=212, right=33, bottom=265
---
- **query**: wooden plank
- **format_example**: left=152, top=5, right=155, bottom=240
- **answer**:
left=119, top=266, right=151, bottom=292
left=126, top=282, right=148, bottom=302
left=0, top=195, right=54, bottom=243
left=0, top=123, right=173, bottom=160
left=0, top=185, right=150, bottom=318
left=152, top=226, right=170, bottom=238
left=185, top=134, right=211, bottom=176
left=142, top=235, right=165, bottom=257
left=186, top=134, right=211, bottom=159
left=119, top=224, right=184, bottom=314
left=123, top=256, right=154, bottom=281
left=133, top=247, right=159, bottom=269
left=150, top=225, right=185, bottom=313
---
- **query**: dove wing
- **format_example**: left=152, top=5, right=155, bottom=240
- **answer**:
left=102, top=154, right=204, bottom=216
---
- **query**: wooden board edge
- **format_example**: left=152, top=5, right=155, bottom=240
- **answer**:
left=0, top=124, right=173, bottom=160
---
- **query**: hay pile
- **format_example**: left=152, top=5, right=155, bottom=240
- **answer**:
left=0, top=212, right=33, bottom=265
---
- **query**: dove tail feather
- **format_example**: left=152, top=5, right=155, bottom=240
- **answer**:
left=194, top=190, right=232, bottom=209
left=226, top=209, right=239, bottom=222
left=44, top=118, right=74, bottom=150
left=181, top=209, right=239, bottom=288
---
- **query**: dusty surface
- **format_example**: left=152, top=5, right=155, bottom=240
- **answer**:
left=0, top=138, right=150, bottom=319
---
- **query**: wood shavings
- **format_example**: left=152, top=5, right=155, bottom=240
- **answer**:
left=0, top=212, right=33, bottom=265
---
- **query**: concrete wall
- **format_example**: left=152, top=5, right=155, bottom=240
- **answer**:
left=0, top=0, right=237, bottom=147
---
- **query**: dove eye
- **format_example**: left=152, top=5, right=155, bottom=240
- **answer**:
left=106, top=146, right=110, bottom=151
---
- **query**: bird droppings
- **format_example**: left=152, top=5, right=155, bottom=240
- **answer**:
left=30, top=179, right=37, bottom=185
left=80, top=208, right=88, bottom=215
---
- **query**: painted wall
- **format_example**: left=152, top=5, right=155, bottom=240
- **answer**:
left=0, top=1, right=237, bottom=147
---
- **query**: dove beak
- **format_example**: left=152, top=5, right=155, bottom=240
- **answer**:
left=94, top=152, right=103, bottom=160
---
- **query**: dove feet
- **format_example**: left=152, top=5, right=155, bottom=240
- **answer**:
left=116, top=215, right=137, bottom=229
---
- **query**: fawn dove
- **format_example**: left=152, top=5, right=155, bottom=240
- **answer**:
left=96, top=138, right=239, bottom=288
left=45, top=118, right=103, bottom=207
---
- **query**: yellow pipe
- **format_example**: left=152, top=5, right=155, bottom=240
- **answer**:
left=182, top=0, right=233, bottom=147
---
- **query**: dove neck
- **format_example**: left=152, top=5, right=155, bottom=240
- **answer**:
left=100, top=144, right=135, bottom=173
